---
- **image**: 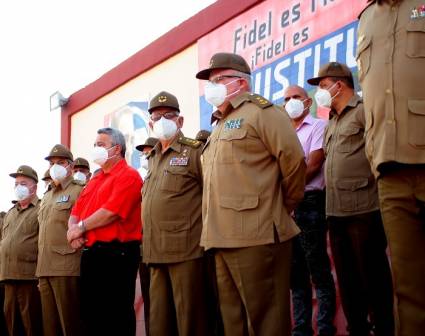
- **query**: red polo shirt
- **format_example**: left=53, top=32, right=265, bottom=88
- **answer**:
left=72, top=159, right=143, bottom=246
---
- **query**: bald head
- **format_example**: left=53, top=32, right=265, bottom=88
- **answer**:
left=283, top=85, right=309, bottom=103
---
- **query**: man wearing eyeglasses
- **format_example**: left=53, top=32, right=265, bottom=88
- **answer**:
left=196, top=52, right=306, bottom=335
left=141, top=91, right=209, bottom=335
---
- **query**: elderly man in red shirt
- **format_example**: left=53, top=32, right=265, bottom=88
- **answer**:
left=67, top=127, right=142, bottom=336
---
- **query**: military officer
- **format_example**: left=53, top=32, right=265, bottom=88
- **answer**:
left=0, top=211, right=6, bottom=335
left=357, top=1, right=425, bottom=335
left=37, top=144, right=84, bottom=336
left=72, top=157, right=91, bottom=183
left=307, top=62, right=394, bottom=336
left=41, top=169, right=52, bottom=189
left=136, top=136, right=159, bottom=179
left=195, top=129, right=211, bottom=144
left=0, top=165, right=42, bottom=335
left=142, top=91, right=209, bottom=335
left=196, top=52, right=306, bottom=335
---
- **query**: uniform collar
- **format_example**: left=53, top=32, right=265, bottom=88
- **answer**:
left=329, top=94, right=362, bottom=119
left=14, top=195, right=39, bottom=211
left=210, top=92, right=250, bottom=124
left=51, top=175, right=73, bottom=191
left=151, top=130, right=184, bottom=156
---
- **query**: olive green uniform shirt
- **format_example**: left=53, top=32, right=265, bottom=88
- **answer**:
left=357, top=0, right=425, bottom=177
left=201, top=92, right=306, bottom=250
left=324, top=94, right=379, bottom=216
left=142, top=131, right=204, bottom=263
left=37, top=176, right=83, bottom=277
left=0, top=197, right=40, bottom=280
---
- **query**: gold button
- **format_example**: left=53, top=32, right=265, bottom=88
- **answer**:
left=385, top=89, right=391, bottom=94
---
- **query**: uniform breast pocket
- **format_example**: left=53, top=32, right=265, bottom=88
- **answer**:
left=406, top=20, right=425, bottom=58
left=161, top=167, right=191, bottom=193
left=337, top=126, right=363, bottom=153
left=217, top=128, right=247, bottom=164
left=408, top=99, right=425, bottom=146
left=53, top=202, right=73, bottom=225
left=356, top=35, right=372, bottom=82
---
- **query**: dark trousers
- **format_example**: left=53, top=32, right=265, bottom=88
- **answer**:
left=0, top=284, right=7, bottom=336
left=291, top=191, right=336, bottom=336
left=328, top=211, right=394, bottom=336
left=81, top=240, right=140, bottom=336
left=149, top=258, right=209, bottom=336
left=139, top=259, right=150, bottom=335
left=378, top=164, right=425, bottom=336
left=4, top=281, right=42, bottom=336
left=215, top=240, right=292, bottom=336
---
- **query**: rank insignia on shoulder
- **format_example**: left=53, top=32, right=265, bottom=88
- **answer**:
left=178, top=136, right=202, bottom=148
left=224, top=118, right=244, bottom=130
left=56, top=195, right=70, bottom=203
left=170, top=157, right=189, bottom=166
left=248, top=93, right=273, bottom=108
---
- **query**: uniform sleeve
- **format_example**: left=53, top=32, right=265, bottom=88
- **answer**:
left=255, top=104, right=306, bottom=212
left=102, top=173, right=143, bottom=220
left=310, top=119, right=327, bottom=153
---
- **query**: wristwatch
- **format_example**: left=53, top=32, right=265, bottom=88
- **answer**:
left=77, top=220, right=86, bottom=233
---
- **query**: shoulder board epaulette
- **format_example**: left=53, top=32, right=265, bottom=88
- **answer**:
left=72, top=180, right=86, bottom=186
left=358, top=0, right=375, bottom=19
left=178, top=136, right=202, bottom=148
left=247, top=93, right=273, bottom=109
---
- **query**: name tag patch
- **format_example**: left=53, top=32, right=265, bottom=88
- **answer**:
left=224, top=118, right=243, bottom=130
left=56, top=195, right=70, bottom=203
left=411, top=5, right=425, bottom=19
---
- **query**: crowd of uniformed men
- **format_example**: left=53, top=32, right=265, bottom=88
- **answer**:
left=0, top=1, right=424, bottom=335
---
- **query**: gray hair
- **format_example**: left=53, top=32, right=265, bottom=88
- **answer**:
left=97, top=127, right=126, bottom=157
left=232, top=70, right=252, bottom=90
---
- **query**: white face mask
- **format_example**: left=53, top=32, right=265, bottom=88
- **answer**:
left=285, top=98, right=308, bottom=119
left=14, top=184, right=30, bottom=201
left=140, top=155, right=149, bottom=170
left=153, top=117, right=178, bottom=140
left=50, top=163, right=68, bottom=182
left=204, top=79, right=240, bottom=107
left=73, top=171, right=87, bottom=183
left=91, top=146, right=116, bottom=166
left=314, top=82, right=338, bottom=108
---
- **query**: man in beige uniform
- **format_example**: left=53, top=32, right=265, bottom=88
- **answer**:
left=196, top=52, right=306, bottom=335
left=142, top=91, right=209, bottom=335
left=0, top=165, right=42, bottom=335
left=307, top=62, right=394, bottom=336
left=357, top=1, right=425, bottom=335
left=37, top=144, right=84, bottom=336
left=72, top=157, right=91, bottom=183
left=0, top=211, right=6, bottom=336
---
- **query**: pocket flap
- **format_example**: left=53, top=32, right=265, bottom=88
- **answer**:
left=336, top=178, right=369, bottom=191
left=219, top=195, right=259, bottom=211
left=219, top=129, right=247, bottom=141
left=54, top=202, right=72, bottom=210
left=51, top=245, right=76, bottom=255
left=158, top=220, right=189, bottom=232
left=356, top=35, right=371, bottom=59
left=408, top=99, right=425, bottom=116
left=406, top=19, right=425, bottom=33
left=340, top=126, right=361, bottom=136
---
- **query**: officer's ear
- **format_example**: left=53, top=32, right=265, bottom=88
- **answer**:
left=176, top=115, right=184, bottom=129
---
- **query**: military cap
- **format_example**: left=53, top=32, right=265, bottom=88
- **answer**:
left=196, top=52, right=251, bottom=80
left=45, top=144, right=73, bottom=161
left=195, top=130, right=211, bottom=143
left=307, top=62, right=354, bottom=86
left=136, top=137, right=159, bottom=152
left=9, top=165, right=38, bottom=183
left=73, top=157, right=90, bottom=170
left=41, top=169, right=51, bottom=181
left=148, top=91, right=180, bottom=113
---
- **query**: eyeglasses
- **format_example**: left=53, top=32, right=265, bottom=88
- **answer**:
left=209, top=75, right=241, bottom=85
left=150, top=111, right=179, bottom=122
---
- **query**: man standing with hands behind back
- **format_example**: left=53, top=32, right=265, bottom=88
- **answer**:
left=197, top=52, right=306, bottom=335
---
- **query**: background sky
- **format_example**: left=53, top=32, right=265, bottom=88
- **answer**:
left=0, top=0, right=215, bottom=211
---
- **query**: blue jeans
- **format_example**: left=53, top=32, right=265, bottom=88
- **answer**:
left=291, top=191, right=336, bottom=336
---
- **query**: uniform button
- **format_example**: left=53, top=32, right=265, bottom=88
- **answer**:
left=385, top=89, right=391, bottom=94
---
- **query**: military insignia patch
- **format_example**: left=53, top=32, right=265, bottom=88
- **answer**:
left=158, top=95, right=167, bottom=102
left=170, top=157, right=189, bottom=166
left=224, top=118, right=244, bottom=130
left=56, top=195, right=70, bottom=203
left=411, top=5, right=425, bottom=19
